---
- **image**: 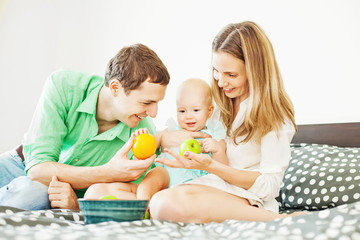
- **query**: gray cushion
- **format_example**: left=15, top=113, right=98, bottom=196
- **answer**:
left=278, top=143, right=360, bottom=211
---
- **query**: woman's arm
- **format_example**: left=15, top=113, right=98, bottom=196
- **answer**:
left=156, top=149, right=259, bottom=190
left=211, top=123, right=295, bottom=198
left=206, top=160, right=261, bottom=190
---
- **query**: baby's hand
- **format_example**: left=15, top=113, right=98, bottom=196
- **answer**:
left=134, top=128, right=150, bottom=137
left=202, top=138, right=225, bottom=154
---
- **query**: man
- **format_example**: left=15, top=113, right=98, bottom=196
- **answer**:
left=0, top=43, right=170, bottom=210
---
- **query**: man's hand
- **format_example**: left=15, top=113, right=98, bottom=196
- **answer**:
left=48, top=176, right=79, bottom=210
left=160, top=129, right=212, bottom=150
left=102, top=133, right=155, bottom=182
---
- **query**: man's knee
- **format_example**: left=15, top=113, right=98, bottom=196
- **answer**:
left=0, top=176, right=51, bottom=210
left=0, top=151, right=25, bottom=188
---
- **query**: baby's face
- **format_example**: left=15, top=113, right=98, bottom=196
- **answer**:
left=176, top=93, right=212, bottom=132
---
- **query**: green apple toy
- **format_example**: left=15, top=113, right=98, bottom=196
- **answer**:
left=99, top=195, right=117, bottom=200
left=179, top=139, right=201, bottom=157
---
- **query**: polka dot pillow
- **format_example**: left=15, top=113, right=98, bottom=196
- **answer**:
left=278, top=143, right=360, bottom=211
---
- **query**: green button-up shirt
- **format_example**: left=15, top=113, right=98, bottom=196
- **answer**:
left=23, top=70, right=156, bottom=197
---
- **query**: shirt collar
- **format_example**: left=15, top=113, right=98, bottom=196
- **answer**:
left=113, top=122, right=131, bottom=142
left=86, top=121, right=131, bottom=143
left=76, top=84, right=103, bottom=115
left=240, top=97, right=249, bottom=107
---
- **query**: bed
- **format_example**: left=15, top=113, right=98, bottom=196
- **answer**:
left=1, top=122, right=360, bottom=239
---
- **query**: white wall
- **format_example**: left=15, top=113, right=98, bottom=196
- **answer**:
left=0, top=0, right=359, bottom=152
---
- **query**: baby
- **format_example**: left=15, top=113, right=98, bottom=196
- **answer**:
left=157, top=78, right=227, bottom=187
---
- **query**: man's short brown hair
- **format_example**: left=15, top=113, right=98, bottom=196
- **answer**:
left=105, top=43, right=170, bottom=94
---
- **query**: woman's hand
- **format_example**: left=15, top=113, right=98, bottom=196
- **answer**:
left=155, top=148, right=214, bottom=171
left=159, top=129, right=212, bottom=149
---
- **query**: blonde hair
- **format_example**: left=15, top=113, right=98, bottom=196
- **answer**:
left=211, top=21, right=297, bottom=144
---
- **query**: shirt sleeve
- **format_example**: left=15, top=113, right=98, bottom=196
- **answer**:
left=247, top=122, right=295, bottom=201
left=23, top=73, right=69, bottom=172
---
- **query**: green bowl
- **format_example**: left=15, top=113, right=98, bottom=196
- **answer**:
left=78, top=199, right=149, bottom=224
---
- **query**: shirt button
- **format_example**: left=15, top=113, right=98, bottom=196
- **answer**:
left=75, top=159, right=79, bottom=162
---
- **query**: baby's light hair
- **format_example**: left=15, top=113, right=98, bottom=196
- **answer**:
left=177, top=78, right=213, bottom=107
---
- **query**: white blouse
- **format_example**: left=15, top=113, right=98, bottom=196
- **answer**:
left=187, top=98, right=295, bottom=212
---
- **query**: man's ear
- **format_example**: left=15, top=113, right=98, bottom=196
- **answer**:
left=109, top=79, right=122, bottom=96
left=208, top=105, right=215, bottom=119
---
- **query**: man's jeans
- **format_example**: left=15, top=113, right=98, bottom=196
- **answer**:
left=0, top=148, right=51, bottom=210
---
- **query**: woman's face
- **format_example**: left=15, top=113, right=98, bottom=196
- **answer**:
left=212, top=51, right=249, bottom=102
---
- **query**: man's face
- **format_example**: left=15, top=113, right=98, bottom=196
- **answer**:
left=113, top=78, right=167, bottom=128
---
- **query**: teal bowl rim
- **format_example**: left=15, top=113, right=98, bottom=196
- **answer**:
left=77, top=198, right=149, bottom=223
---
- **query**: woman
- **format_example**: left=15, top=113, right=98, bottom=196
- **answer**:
left=151, top=21, right=302, bottom=223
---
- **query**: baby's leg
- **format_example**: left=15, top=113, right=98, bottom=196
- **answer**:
left=137, top=166, right=169, bottom=200
left=84, top=182, right=138, bottom=200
